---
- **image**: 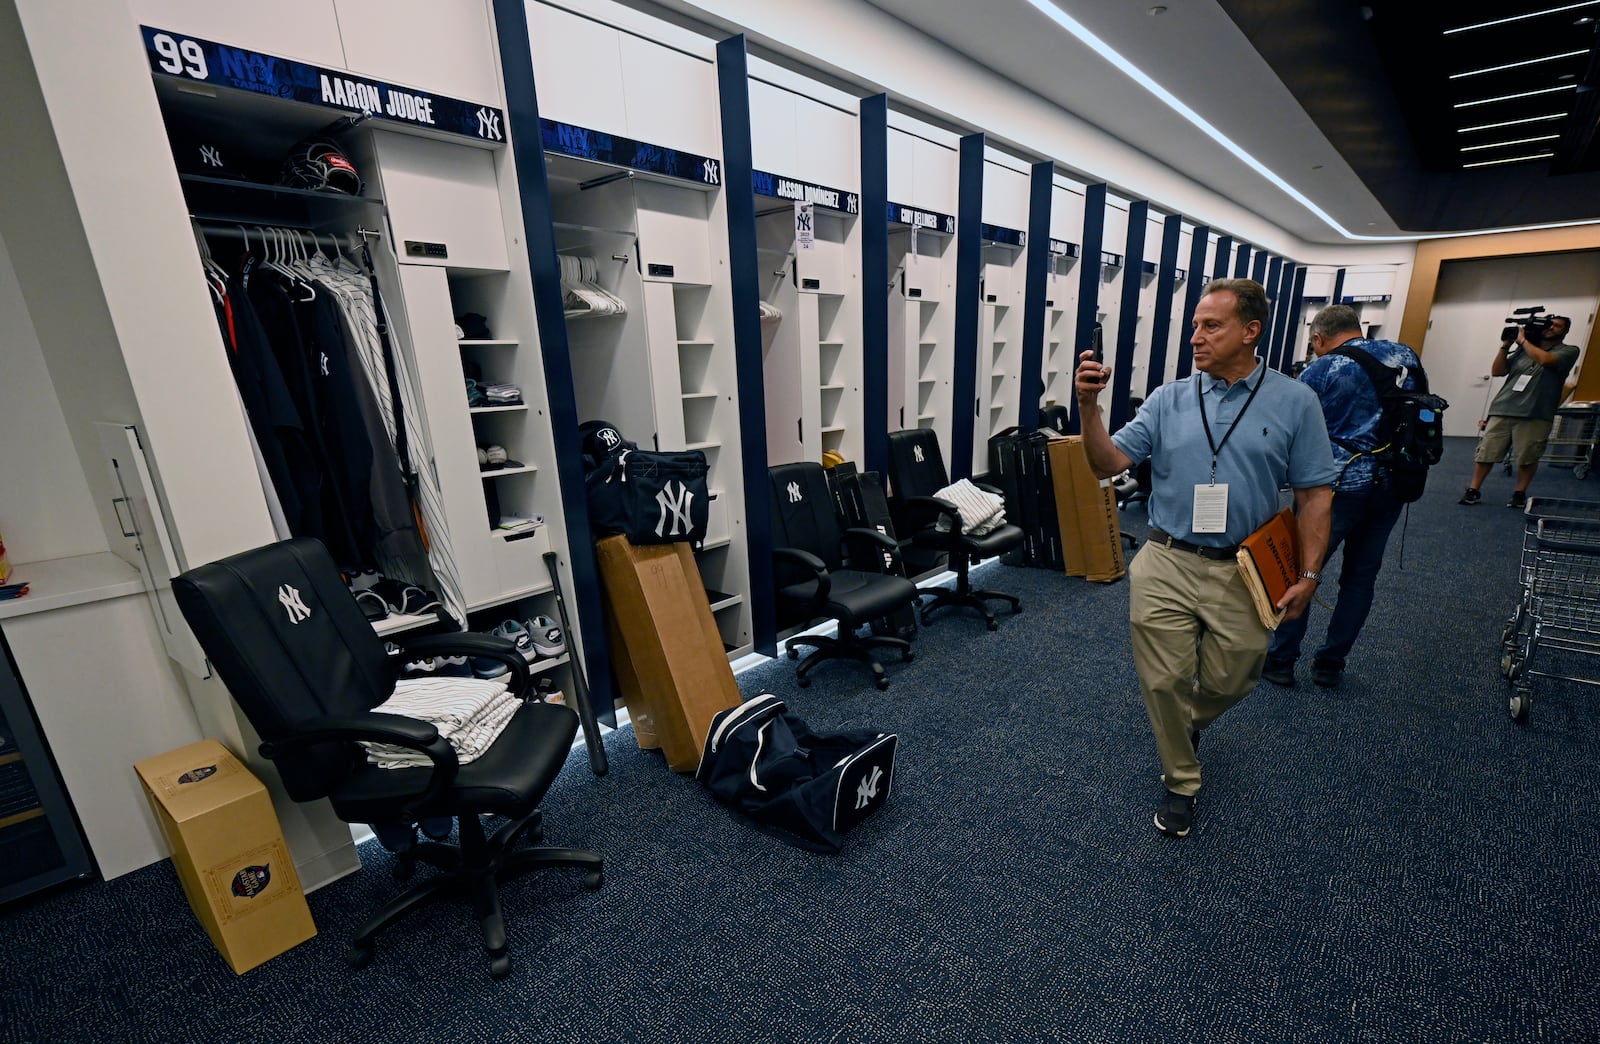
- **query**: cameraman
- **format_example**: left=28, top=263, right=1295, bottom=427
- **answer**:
left=1460, top=314, right=1577, bottom=508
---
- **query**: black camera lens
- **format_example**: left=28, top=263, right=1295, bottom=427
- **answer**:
left=1502, top=325, right=1520, bottom=341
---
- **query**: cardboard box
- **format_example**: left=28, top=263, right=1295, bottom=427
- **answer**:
left=134, top=739, right=316, bottom=974
left=1045, top=434, right=1126, bottom=583
left=595, top=536, right=742, bottom=772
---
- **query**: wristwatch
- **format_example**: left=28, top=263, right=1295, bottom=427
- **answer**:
left=1299, top=570, right=1322, bottom=584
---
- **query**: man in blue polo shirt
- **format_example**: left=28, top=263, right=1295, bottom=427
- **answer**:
left=1077, top=278, right=1334, bottom=838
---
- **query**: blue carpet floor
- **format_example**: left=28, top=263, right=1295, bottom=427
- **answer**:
left=3, top=437, right=1598, bottom=1043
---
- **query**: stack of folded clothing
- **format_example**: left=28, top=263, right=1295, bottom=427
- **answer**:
left=361, top=676, right=519, bottom=769
left=932, top=478, right=1007, bottom=536
left=481, top=382, right=523, bottom=406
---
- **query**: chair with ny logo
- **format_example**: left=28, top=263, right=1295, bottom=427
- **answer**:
left=767, top=462, right=919, bottom=690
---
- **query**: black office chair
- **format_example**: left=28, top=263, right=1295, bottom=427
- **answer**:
left=769, top=461, right=919, bottom=690
left=885, top=429, right=1024, bottom=630
left=172, top=538, right=602, bottom=979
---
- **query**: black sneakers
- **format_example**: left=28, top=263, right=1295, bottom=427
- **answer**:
left=1154, top=790, right=1196, bottom=838
left=1508, top=490, right=1527, bottom=509
left=1459, top=487, right=1481, bottom=506
left=1260, top=660, right=1296, bottom=687
left=1311, top=659, right=1343, bottom=688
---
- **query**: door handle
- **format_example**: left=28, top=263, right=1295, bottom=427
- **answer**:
left=111, top=497, right=138, bottom=538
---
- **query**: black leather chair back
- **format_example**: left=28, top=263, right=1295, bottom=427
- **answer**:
left=172, top=538, right=395, bottom=802
left=769, top=461, right=846, bottom=576
left=886, top=429, right=949, bottom=500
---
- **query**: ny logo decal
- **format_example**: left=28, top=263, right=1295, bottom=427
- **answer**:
left=655, top=480, right=695, bottom=537
left=597, top=428, right=620, bottom=448
left=787, top=481, right=803, bottom=504
left=913, top=445, right=925, bottom=463
left=702, top=158, right=720, bottom=185
left=278, top=584, right=311, bottom=624
left=855, top=765, right=884, bottom=809
left=199, top=145, right=224, bottom=168
left=475, top=108, right=503, bottom=141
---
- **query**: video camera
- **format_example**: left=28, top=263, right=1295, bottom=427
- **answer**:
left=1502, top=306, right=1551, bottom=344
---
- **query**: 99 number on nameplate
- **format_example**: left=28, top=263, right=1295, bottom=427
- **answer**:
left=151, top=33, right=209, bottom=80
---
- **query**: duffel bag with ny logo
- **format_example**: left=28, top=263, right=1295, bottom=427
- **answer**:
left=695, top=694, right=898, bottom=853
left=580, top=420, right=710, bottom=546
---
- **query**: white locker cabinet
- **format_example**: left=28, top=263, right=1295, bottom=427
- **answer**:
left=525, top=1, right=628, bottom=133
left=334, top=0, right=502, bottom=106
left=128, top=0, right=346, bottom=67
left=373, top=132, right=509, bottom=272
left=976, top=244, right=1026, bottom=475
left=888, top=236, right=957, bottom=447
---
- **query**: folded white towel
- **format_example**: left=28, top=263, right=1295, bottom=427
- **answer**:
left=932, top=478, right=1007, bottom=536
left=361, top=678, right=521, bottom=769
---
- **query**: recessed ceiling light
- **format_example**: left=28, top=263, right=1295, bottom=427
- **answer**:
left=1311, top=163, right=1324, bottom=170
left=1577, top=15, right=1596, bottom=23
left=1458, top=113, right=1568, bottom=132
left=1450, top=50, right=1588, bottom=78
left=1455, top=84, right=1578, bottom=108
left=1462, top=152, right=1557, bottom=168
left=1460, top=134, right=1562, bottom=152
left=1148, top=5, right=1167, bottom=14
left=1446, top=2, right=1600, bottom=35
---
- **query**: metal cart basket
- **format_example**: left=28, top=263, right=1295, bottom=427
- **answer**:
left=1543, top=402, right=1600, bottom=479
left=1502, top=513, right=1600, bottom=723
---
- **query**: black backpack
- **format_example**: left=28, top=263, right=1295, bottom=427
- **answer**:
left=1330, top=346, right=1449, bottom=503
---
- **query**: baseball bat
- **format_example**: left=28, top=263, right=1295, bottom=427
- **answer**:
left=544, top=550, right=608, bottom=777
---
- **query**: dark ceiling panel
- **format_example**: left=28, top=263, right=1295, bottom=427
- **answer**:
left=1218, top=0, right=1600, bottom=232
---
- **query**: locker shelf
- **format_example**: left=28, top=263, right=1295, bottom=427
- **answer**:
left=469, top=404, right=530, bottom=415
left=479, top=464, right=537, bottom=478
left=458, top=339, right=519, bottom=347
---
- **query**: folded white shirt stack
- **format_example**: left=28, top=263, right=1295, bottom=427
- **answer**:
left=932, top=478, right=1007, bottom=536
left=362, top=677, right=520, bottom=770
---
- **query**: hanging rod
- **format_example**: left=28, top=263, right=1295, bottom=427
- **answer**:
left=192, top=219, right=382, bottom=248
left=551, top=220, right=636, bottom=238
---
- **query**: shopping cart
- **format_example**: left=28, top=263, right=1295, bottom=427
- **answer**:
left=1502, top=513, right=1600, bottom=723
left=1542, top=402, right=1600, bottom=479
left=1501, top=498, right=1600, bottom=668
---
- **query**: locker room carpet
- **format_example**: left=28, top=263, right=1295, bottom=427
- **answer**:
left=4, top=437, right=1599, bottom=1043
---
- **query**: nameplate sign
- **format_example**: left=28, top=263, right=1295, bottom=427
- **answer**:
left=887, top=202, right=956, bottom=234
left=141, top=27, right=506, bottom=143
left=753, top=170, right=858, bottom=214
left=1048, top=239, right=1081, bottom=257
left=540, top=119, right=721, bottom=187
left=980, top=223, right=1026, bottom=247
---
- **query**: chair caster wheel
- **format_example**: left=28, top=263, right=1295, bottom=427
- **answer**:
left=787, top=646, right=800, bottom=660
left=1012, top=602, right=1023, bottom=614
left=875, top=676, right=891, bottom=691
left=796, top=676, right=811, bottom=688
left=489, top=954, right=512, bottom=979
left=345, top=944, right=375, bottom=970
left=902, top=649, right=915, bottom=662
left=986, top=619, right=999, bottom=631
left=392, top=856, right=416, bottom=882
left=584, top=870, right=605, bottom=890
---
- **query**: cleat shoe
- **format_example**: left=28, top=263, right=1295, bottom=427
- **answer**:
left=470, top=656, right=512, bottom=680
left=1458, top=487, right=1481, bottom=506
left=525, top=614, right=566, bottom=658
left=1508, top=490, right=1527, bottom=509
left=1154, top=790, right=1196, bottom=838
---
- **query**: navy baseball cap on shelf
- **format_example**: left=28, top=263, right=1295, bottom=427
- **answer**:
left=169, top=135, right=249, bottom=181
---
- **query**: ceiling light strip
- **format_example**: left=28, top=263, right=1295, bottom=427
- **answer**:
left=1458, top=113, right=1569, bottom=132
left=1462, top=152, right=1557, bottom=168
left=1450, top=50, right=1589, bottom=78
left=1460, top=135, right=1562, bottom=152
left=1444, top=1, right=1600, bottom=34
left=1018, top=0, right=1600, bottom=241
left=1454, top=84, right=1578, bottom=108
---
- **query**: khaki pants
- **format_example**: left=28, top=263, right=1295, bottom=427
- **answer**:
left=1128, top=541, right=1270, bottom=796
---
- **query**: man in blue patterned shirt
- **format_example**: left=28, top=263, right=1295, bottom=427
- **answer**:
left=1261, top=305, right=1421, bottom=690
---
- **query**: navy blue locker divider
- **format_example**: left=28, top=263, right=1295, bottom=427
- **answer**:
left=1147, top=213, right=1182, bottom=399
left=1178, top=223, right=1209, bottom=378
left=1287, top=265, right=1310, bottom=372
left=491, top=0, right=614, bottom=723
left=1111, top=200, right=1147, bottom=431
left=1265, top=255, right=1285, bottom=369
left=1234, top=243, right=1252, bottom=278
left=950, top=133, right=984, bottom=481
left=1251, top=250, right=1269, bottom=286
left=1212, top=235, right=1233, bottom=280
left=1018, top=161, right=1053, bottom=434
left=1069, top=183, right=1108, bottom=433
left=860, top=94, right=890, bottom=480
left=1332, top=267, right=1347, bottom=303
left=715, top=36, right=776, bottom=657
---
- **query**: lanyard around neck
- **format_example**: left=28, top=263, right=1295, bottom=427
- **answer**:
left=1197, top=367, right=1266, bottom=484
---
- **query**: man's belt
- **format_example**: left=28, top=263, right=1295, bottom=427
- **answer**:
left=1147, top=528, right=1239, bottom=561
